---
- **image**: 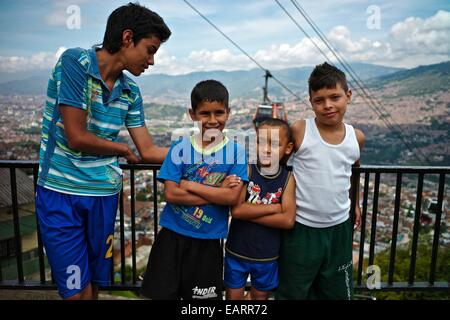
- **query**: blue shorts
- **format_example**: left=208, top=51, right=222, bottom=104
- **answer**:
left=35, top=185, right=118, bottom=299
left=224, top=253, right=278, bottom=292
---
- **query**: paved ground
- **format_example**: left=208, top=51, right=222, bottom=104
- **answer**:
left=0, top=290, right=138, bottom=300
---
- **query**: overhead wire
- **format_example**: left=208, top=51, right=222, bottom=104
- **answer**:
left=182, top=0, right=309, bottom=108
left=275, top=0, right=429, bottom=164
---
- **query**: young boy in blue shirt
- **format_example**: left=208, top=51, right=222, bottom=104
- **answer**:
left=225, top=119, right=296, bottom=300
left=140, top=80, right=248, bottom=300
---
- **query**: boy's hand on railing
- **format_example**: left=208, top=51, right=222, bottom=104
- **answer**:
left=123, top=146, right=141, bottom=164
left=220, top=175, right=242, bottom=188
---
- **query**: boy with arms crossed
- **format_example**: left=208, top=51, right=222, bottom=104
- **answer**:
left=141, top=80, right=248, bottom=300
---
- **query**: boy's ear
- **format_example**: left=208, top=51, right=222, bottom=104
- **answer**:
left=346, top=89, right=352, bottom=102
left=188, top=108, right=196, bottom=121
left=309, top=96, right=314, bottom=109
left=122, top=29, right=134, bottom=48
left=285, top=142, right=294, bottom=156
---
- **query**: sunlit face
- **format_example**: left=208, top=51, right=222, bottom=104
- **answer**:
left=121, top=34, right=161, bottom=76
left=189, top=100, right=229, bottom=142
left=309, top=83, right=352, bottom=126
left=257, top=125, right=293, bottom=168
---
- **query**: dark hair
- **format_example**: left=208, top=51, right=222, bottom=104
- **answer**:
left=258, top=118, right=292, bottom=143
left=102, top=3, right=171, bottom=54
left=308, top=62, right=348, bottom=96
left=190, top=80, right=229, bottom=111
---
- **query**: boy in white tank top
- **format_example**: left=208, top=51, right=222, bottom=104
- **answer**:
left=276, top=62, right=365, bottom=300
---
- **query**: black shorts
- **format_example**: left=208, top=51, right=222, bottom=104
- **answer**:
left=140, top=227, right=223, bottom=300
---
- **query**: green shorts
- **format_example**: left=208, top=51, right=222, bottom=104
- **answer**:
left=275, top=219, right=353, bottom=300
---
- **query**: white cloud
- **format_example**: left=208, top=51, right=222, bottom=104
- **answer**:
left=147, top=10, right=450, bottom=74
left=188, top=49, right=253, bottom=70
left=145, top=48, right=253, bottom=75
left=326, top=25, right=393, bottom=63
left=45, top=10, right=68, bottom=27
left=390, top=10, right=450, bottom=55
left=143, top=48, right=191, bottom=75
left=322, top=10, right=450, bottom=67
left=0, top=47, right=66, bottom=73
left=4, top=10, right=449, bottom=75
left=253, top=40, right=328, bottom=68
left=44, top=0, right=89, bottom=27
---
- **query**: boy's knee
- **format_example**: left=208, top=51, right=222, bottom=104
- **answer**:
left=64, top=283, right=94, bottom=300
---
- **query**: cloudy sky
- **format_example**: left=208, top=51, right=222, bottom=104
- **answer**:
left=0, top=0, right=449, bottom=76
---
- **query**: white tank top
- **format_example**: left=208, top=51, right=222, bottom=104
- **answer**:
left=292, top=118, right=360, bottom=228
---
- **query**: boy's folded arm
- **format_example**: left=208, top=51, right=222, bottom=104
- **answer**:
left=183, top=180, right=244, bottom=206
left=163, top=180, right=209, bottom=206
left=251, top=212, right=294, bottom=229
left=231, top=187, right=282, bottom=220
left=250, top=175, right=297, bottom=229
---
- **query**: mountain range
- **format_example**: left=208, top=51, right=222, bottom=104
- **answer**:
left=0, top=61, right=448, bottom=103
left=0, top=62, right=404, bottom=98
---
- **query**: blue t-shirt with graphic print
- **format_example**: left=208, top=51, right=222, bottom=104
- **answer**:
left=157, top=136, right=248, bottom=239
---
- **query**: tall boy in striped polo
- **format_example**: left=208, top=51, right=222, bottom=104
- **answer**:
left=36, top=3, right=171, bottom=300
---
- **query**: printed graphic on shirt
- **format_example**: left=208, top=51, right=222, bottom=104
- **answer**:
left=171, top=162, right=226, bottom=229
left=203, top=172, right=226, bottom=186
left=247, top=181, right=282, bottom=204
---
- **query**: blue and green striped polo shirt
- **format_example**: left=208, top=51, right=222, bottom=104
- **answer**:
left=37, top=47, right=145, bottom=196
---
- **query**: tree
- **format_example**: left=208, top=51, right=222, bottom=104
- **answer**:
left=363, top=231, right=450, bottom=300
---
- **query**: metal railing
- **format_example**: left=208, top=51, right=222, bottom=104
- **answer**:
left=350, top=166, right=449, bottom=292
left=0, top=160, right=448, bottom=294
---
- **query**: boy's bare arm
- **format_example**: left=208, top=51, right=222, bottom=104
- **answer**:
left=60, top=105, right=140, bottom=163
left=231, top=187, right=282, bottom=220
left=128, top=126, right=169, bottom=163
left=351, top=128, right=366, bottom=229
left=355, top=129, right=365, bottom=151
left=291, top=120, right=306, bottom=152
left=180, top=178, right=244, bottom=206
left=163, top=180, right=209, bottom=206
left=251, top=175, right=296, bottom=229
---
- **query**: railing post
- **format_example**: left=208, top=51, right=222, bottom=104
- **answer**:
left=388, top=173, right=402, bottom=285
left=357, top=172, right=370, bottom=286
left=409, top=173, right=424, bottom=285
left=153, top=169, right=158, bottom=238
left=429, top=173, right=445, bottom=285
left=368, top=172, right=381, bottom=267
left=119, top=188, right=126, bottom=284
left=10, top=168, right=24, bottom=283
left=130, top=169, right=137, bottom=284
left=32, top=165, right=47, bottom=284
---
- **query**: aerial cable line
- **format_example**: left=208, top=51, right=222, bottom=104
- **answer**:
left=182, top=0, right=309, bottom=108
left=275, top=1, right=395, bottom=124
left=291, top=0, right=407, bottom=128
left=291, top=0, right=431, bottom=164
left=289, top=0, right=432, bottom=165
left=275, top=0, right=428, bottom=164
left=292, top=0, right=394, bottom=115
